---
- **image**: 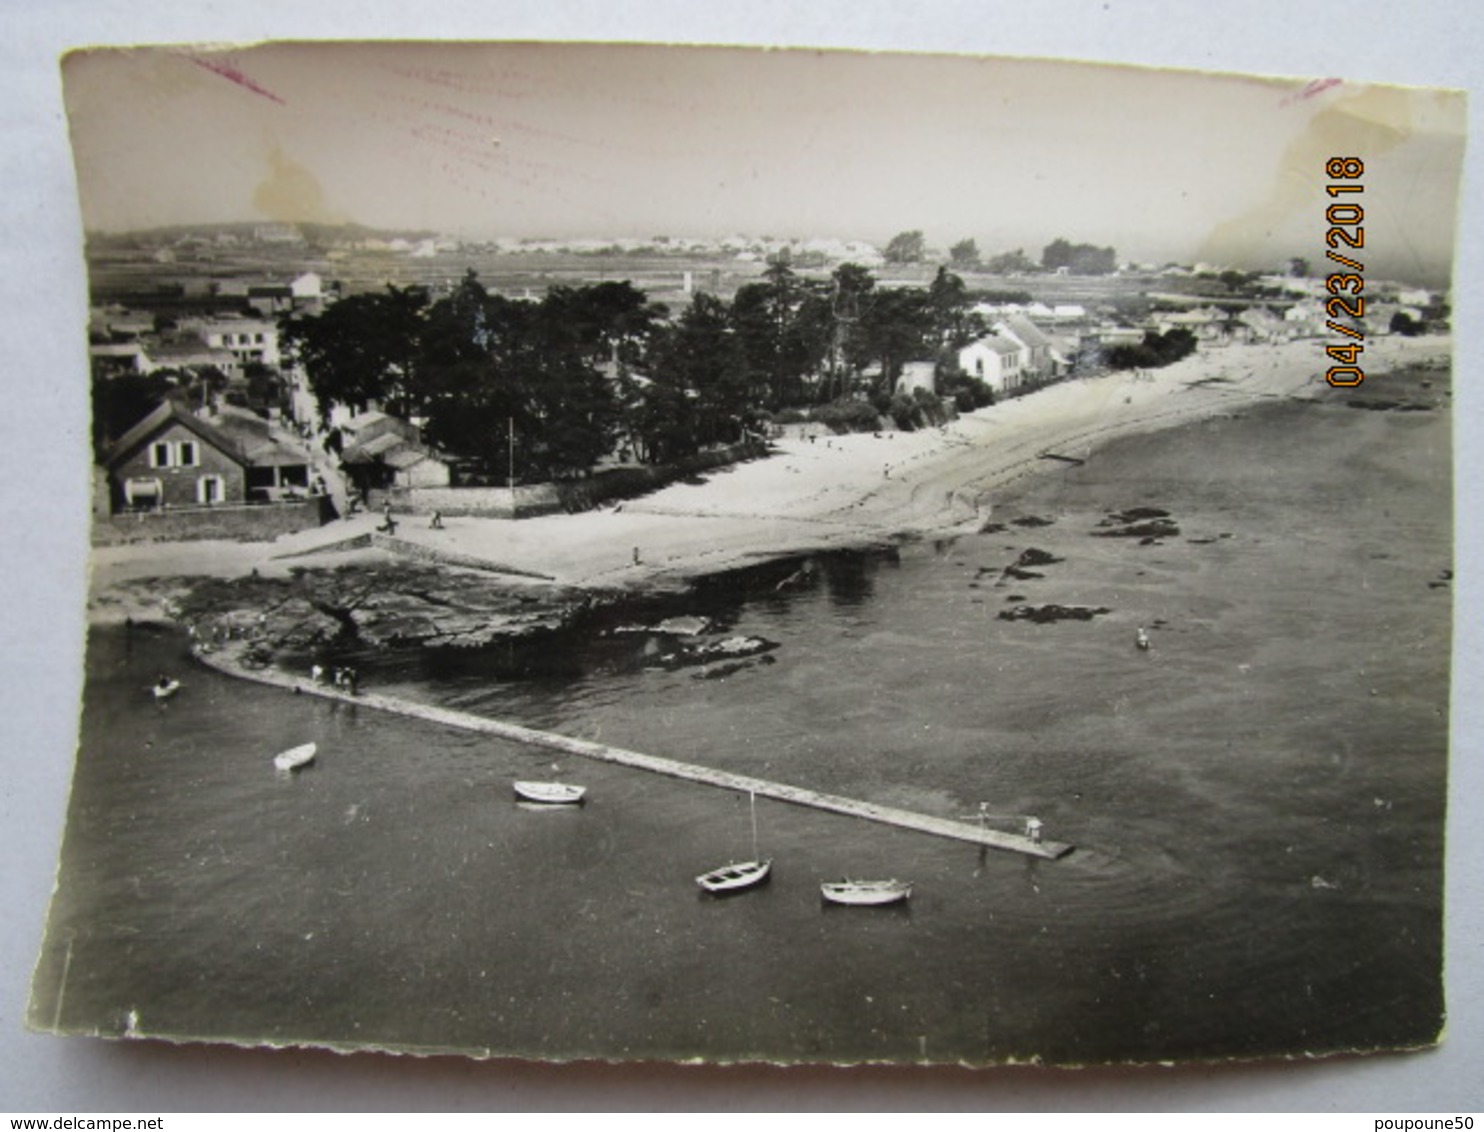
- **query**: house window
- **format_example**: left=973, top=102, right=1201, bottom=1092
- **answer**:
left=149, top=442, right=171, bottom=468
left=197, top=475, right=226, bottom=505
left=177, top=440, right=198, bottom=467
left=124, top=478, right=162, bottom=508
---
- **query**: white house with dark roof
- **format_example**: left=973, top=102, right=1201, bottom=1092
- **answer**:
left=992, top=314, right=1055, bottom=379
left=958, top=333, right=1028, bottom=395
left=138, top=339, right=240, bottom=378
left=180, top=317, right=283, bottom=369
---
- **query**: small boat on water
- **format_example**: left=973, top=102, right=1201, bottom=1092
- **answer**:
left=513, top=781, right=586, bottom=805
left=273, top=742, right=317, bottom=772
left=697, top=790, right=771, bottom=894
left=820, top=879, right=913, bottom=906
left=697, top=858, right=772, bottom=894
left=150, top=679, right=181, bottom=702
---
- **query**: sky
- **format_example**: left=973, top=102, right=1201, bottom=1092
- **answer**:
left=62, top=41, right=1466, bottom=283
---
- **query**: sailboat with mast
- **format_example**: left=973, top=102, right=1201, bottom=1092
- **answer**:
left=696, top=790, right=772, bottom=894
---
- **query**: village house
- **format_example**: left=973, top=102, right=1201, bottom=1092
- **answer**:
left=179, top=316, right=283, bottom=369
left=1283, top=298, right=1327, bottom=338
left=337, top=410, right=452, bottom=498
left=1233, top=307, right=1288, bottom=343
left=102, top=399, right=318, bottom=513
left=103, top=399, right=254, bottom=511
left=137, top=339, right=240, bottom=379
left=957, top=333, right=1028, bottom=396
left=207, top=405, right=314, bottom=501
left=992, top=314, right=1055, bottom=380
left=1153, top=306, right=1231, bottom=342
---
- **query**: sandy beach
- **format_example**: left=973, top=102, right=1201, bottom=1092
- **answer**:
left=87, top=334, right=1448, bottom=622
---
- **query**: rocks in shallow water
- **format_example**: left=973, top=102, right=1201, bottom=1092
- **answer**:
left=175, top=563, right=602, bottom=653
left=1001, top=566, right=1044, bottom=581
left=1094, top=506, right=1180, bottom=541
left=692, top=654, right=778, bottom=681
left=1015, top=547, right=1064, bottom=568
left=649, top=635, right=780, bottom=672
left=1107, top=507, right=1170, bottom=523
left=613, top=614, right=713, bottom=637
left=998, top=604, right=1112, bottom=624
left=1000, top=548, right=1063, bottom=582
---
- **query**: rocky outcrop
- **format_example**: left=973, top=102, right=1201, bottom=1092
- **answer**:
left=172, top=563, right=609, bottom=652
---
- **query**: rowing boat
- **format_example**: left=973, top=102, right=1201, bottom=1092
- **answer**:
left=696, top=858, right=772, bottom=894
left=820, top=879, right=912, bottom=906
left=513, top=780, right=586, bottom=805
left=273, top=742, right=317, bottom=772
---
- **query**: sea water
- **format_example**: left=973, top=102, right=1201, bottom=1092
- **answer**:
left=33, top=393, right=1449, bottom=1065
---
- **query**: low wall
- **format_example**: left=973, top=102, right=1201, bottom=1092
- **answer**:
left=92, top=495, right=336, bottom=546
left=369, top=533, right=555, bottom=579
left=376, top=439, right=767, bottom=519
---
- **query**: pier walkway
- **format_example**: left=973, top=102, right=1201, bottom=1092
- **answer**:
left=194, top=645, right=1074, bottom=860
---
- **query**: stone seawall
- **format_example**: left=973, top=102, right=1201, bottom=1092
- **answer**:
left=378, top=439, right=768, bottom=519
left=93, top=496, right=336, bottom=546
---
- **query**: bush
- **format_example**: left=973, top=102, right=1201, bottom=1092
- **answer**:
left=812, top=398, right=882, bottom=434
left=939, top=371, right=995, bottom=411
left=1106, top=328, right=1197, bottom=370
left=912, top=386, right=950, bottom=428
left=887, top=393, right=918, bottom=430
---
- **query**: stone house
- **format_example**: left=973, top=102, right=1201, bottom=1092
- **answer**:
left=104, top=400, right=251, bottom=511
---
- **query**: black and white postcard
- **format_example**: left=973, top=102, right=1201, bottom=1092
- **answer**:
left=31, top=40, right=1464, bottom=1068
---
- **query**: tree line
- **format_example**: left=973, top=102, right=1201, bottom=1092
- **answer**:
left=278, top=259, right=1007, bottom=481
left=884, top=231, right=1118, bottom=276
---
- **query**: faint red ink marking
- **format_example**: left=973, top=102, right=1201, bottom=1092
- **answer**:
left=1280, top=78, right=1341, bottom=108
left=190, top=56, right=286, bottom=105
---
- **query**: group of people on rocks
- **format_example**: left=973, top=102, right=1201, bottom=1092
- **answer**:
left=310, top=663, right=359, bottom=695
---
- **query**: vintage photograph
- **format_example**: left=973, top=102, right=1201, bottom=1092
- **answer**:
left=29, top=40, right=1463, bottom=1067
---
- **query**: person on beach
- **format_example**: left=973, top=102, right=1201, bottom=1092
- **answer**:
left=429, top=510, right=444, bottom=530
left=347, top=668, right=359, bottom=696
left=633, top=547, right=642, bottom=566
left=1136, top=627, right=1151, bottom=651
left=311, top=664, right=325, bottom=684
